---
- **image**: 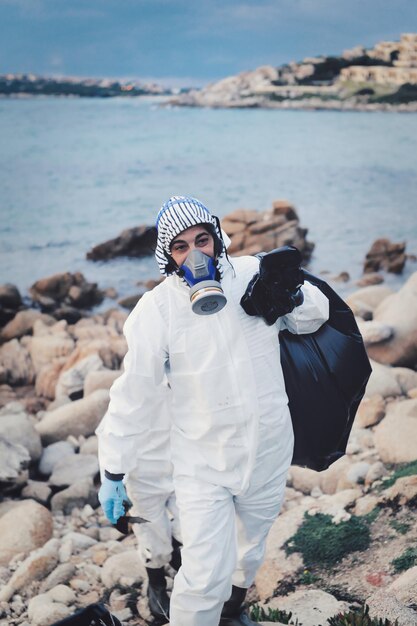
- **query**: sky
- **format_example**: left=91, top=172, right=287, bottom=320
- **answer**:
left=0, top=0, right=416, bottom=87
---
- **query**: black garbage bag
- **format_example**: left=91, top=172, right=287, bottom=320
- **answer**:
left=50, top=603, right=122, bottom=626
left=279, top=269, right=372, bottom=471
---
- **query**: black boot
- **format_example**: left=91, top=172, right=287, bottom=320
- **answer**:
left=219, top=586, right=260, bottom=625
left=169, top=537, right=182, bottom=572
left=146, top=567, right=170, bottom=622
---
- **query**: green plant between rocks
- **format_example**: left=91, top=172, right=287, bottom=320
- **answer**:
left=389, top=519, right=411, bottom=535
left=284, top=513, right=371, bottom=567
left=379, top=460, right=417, bottom=490
left=328, top=604, right=398, bottom=625
left=249, top=604, right=295, bottom=623
left=391, top=546, right=417, bottom=572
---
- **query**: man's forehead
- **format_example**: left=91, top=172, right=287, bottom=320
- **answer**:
left=171, top=225, right=209, bottom=243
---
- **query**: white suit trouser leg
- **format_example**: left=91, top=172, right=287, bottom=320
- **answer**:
left=169, top=463, right=289, bottom=626
left=126, top=472, right=181, bottom=569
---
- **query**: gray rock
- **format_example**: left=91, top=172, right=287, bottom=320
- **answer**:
left=21, top=480, right=52, bottom=504
left=355, top=395, right=385, bottom=428
left=79, top=435, right=98, bottom=456
left=101, top=550, right=146, bottom=588
left=39, top=563, right=77, bottom=593
left=365, top=360, right=402, bottom=398
left=366, top=588, right=417, bottom=626
left=39, top=441, right=75, bottom=476
left=49, top=454, right=99, bottom=487
left=0, top=500, right=53, bottom=567
left=55, top=353, right=104, bottom=399
left=367, top=271, right=417, bottom=367
left=50, top=478, right=99, bottom=514
left=0, top=538, right=59, bottom=602
left=0, top=309, right=54, bottom=342
left=365, top=461, right=388, bottom=485
left=60, top=531, right=98, bottom=555
left=84, top=368, right=121, bottom=396
left=0, top=402, right=42, bottom=461
left=36, top=389, right=109, bottom=444
left=28, top=593, right=73, bottom=626
left=357, top=319, right=393, bottom=344
left=0, top=436, right=30, bottom=484
left=374, top=398, right=417, bottom=463
left=346, top=285, right=394, bottom=315
left=346, top=461, right=371, bottom=484
left=0, top=339, right=35, bottom=385
left=265, top=589, right=350, bottom=626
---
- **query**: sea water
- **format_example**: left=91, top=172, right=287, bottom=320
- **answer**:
left=1, top=96, right=417, bottom=305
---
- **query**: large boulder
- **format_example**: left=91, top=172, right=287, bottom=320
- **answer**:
left=366, top=588, right=417, bottom=626
left=35, top=389, right=110, bottom=444
left=55, top=353, right=104, bottom=399
left=374, top=398, right=417, bottom=463
left=0, top=436, right=30, bottom=485
left=101, top=550, right=146, bottom=588
left=366, top=272, right=417, bottom=367
left=0, top=283, right=23, bottom=327
left=84, top=369, right=121, bottom=396
left=221, top=200, right=314, bottom=260
left=365, top=360, right=402, bottom=398
left=0, top=339, right=35, bottom=385
left=0, top=309, right=54, bottom=342
left=86, top=225, right=157, bottom=260
left=30, top=271, right=104, bottom=310
left=346, top=284, right=394, bottom=318
left=0, top=402, right=42, bottom=461
left=49, top=454, right=99, bottom=487
left=50, top=477, right=98, bottom=513
left=265, top=590, right=350, bottom=626
left=0, top=538, right=60, bottom=603
left=39, top=441, right=75, bottom=476
left=29, top=320, right=75, bottom=375
left=0, top=500, right=53, bottom=566
left=363, top=238, right=406, bottom=274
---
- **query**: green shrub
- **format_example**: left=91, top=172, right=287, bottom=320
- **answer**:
left=389, top=519, right=411, bottom=535
left=328, top=603, right=398, bottom=625
left=285, top=513, right=371, bottom=566
left=380, top=460, right=417, bottom=490
left=391, top=546, right=417, bottom=572
left=249, top=604, right=295, bottom=623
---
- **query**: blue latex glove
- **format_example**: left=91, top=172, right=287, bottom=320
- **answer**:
left=98, top=477, right=128, bottom=524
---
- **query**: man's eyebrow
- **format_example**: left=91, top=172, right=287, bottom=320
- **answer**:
left=171, top=238, right=186, bottom=245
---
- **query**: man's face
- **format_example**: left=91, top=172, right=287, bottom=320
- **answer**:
left=170, top=225, right=215, bottom=267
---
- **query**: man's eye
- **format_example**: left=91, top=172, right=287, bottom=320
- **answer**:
left=197, top=237, right=209, bottom=246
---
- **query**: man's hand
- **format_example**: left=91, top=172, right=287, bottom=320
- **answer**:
left=98, top=477, right=128, bottom=524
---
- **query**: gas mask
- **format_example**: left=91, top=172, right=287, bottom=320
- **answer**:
left=180, top=250, right=227, bottom=315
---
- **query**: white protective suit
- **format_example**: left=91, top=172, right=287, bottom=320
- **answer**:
left=124, top=383, right=181, bottom=569
left=97, top=249, right=329, bottom=626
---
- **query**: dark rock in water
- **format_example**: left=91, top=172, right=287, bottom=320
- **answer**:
left=0, top=284, right=22, bottom=310
left=30, top=272, right=104, bottom=311
left=364, top=238, right=406, bottom=274
left=221, top=199, right=314, bottom=261
left=0, top=284, right=23, bottom=327
left=86, top=225, right=157, bottom=261
left=118, top=293, right=144, bottom=310
left=52, top=306, right=83, bottom=324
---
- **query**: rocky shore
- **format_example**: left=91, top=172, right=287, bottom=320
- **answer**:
left=0, top=74, right=174, bottom=99
left=167, top=34, right=417, bottom=112
left=1, top=202, right=417, bottom=625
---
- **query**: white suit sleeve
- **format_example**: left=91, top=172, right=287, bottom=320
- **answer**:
left=96, top=292, right=169, bottom=476
left=280, top=281, right=329, bottom=334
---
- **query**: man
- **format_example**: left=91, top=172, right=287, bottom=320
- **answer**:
left=97, top=196, right=329, bottom=626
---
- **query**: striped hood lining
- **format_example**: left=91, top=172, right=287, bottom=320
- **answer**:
left=155, top=196, right=224, bottom=276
